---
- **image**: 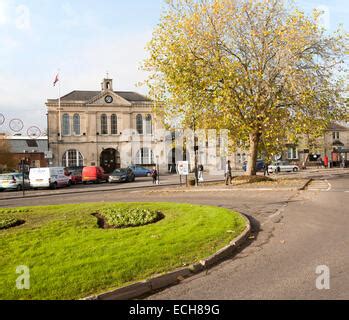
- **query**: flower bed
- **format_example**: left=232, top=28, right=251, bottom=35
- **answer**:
left=97, top=207, right=164, bottom=228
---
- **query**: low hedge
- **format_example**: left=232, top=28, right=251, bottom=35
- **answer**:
left=0, top=216, right=20, bottom=230
left=98, top=207, right=163, bottom=228
left=0, top=209, right=28, bottom=230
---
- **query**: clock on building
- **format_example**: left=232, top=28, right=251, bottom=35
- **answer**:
left=105, top=95, right=113, bottom=104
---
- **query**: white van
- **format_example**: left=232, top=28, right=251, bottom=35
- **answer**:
left=29, top=167, right=70, bottom=189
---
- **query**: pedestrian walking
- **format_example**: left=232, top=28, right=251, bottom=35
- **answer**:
left=318, top=157, right=323, bottom=169
left=198, top=164, right=204, bottom=182
left=341, top=155, right=346, bottom=169
left=324, top=155, right=329, bottom=169
left=225, top=160, right=233, bottom=185
left=151, top=166, right=158, bottom=185
left=263, top=162, right=270, bottom=176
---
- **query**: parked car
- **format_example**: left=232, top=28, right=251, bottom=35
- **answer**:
left=109, top=168, right=135, bottom=183
left=268, top=161, right=299, bottom=173
left=0, top=173, right=30, bottom=191
left=82, top=166, right=109, bottom=184
left=65, top=169, right=82, bottom=185
left=29, top=167, right=70, bottom=190
left=243, top=160, right=265, bottom=172
left=128, top=165, right=152, bottom=177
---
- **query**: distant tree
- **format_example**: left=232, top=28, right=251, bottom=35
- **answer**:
left=144, top=0, right=348, bottom=175
left=0, top=137, right=16, bottom=173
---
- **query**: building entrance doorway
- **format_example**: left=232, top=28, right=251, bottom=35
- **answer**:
left=168, top=147, right=190, bottom=173
left=100, top=148, right=120, bottom=173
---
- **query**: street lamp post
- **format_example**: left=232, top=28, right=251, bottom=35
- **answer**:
left=156, top=155, right=160, bottom=185
left=20, top=158, right=26, bottom=198
left=194, top=138, right=199, bottom=187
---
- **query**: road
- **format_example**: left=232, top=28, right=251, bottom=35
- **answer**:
left=0, top=175, right=184, bottom=201
left=148, top=173, right=349, bottom=300
left=0, top=168, right=344, bottom=202
left=1, top=170, right=348, bottom=300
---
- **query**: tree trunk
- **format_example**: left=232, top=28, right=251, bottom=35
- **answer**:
left=246, top=132, right=261, bottom=176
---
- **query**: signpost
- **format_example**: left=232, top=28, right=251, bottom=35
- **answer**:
left=45, top=151, right=53, bottom=160
left=19, top=158, right=28, bottom=198
left=177, top=161, right=189, bottom=187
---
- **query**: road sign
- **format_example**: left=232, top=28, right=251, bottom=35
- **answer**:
left=177, top=161, right=189, bottom=176
left=274, top=154, right=282, bottom=161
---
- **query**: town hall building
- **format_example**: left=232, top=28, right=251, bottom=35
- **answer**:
left=46, top=78, right=166, bottom=173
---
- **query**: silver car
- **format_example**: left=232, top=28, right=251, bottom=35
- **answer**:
left=268, top=161, right=299, bottom=173
left=0, top=173, right=30, bottom=192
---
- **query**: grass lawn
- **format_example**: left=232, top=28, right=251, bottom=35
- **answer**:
left=0, top=202, right=246, bottom=300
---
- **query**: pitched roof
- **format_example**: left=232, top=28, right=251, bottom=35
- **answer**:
left=59, top=91, right=151, bottom=102
left=328, top=122, right=349, bottom=131
left=7, top=138, right=48, bottom=153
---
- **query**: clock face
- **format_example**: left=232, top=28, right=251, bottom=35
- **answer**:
left=105, top=95, right=113, bottom=104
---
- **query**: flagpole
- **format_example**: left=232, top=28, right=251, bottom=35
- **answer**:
left=58, top=71, right=62, bottom=142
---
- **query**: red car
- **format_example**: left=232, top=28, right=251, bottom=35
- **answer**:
left=82, top=166, right=109, bottom=184
left=65, top=169, right=82, bottom=185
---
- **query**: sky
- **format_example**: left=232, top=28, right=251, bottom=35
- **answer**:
left=0, top=0, right=348, bottom=134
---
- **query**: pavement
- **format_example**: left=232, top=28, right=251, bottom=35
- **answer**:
left=1, top=169, right=348, bottom=300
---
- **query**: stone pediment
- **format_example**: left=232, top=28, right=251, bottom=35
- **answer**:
left=86, top=91, right=132, bottom=107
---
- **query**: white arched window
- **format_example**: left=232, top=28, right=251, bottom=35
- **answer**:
left=136, top=114, right=143, bottom=134
left=145, top=114, right=152, bottom=135
left=111, top=114, right=118, bottom=135
left=62, top=114, right=70, bottom=136
left=136, top=148, right=154, bottom=165
left=62, top=150, right=84, bottom=168
left=73, top=114, right=80, bottom=135
left=101, top=114, right=108, bottom=135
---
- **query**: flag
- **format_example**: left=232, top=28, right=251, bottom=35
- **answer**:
left=53, top=73, right=59, bottom=87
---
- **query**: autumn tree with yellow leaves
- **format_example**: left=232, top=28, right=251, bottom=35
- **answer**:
left=144, top=0, right=348, bottom=175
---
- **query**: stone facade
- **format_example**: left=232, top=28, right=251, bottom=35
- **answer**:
left=280, top=123, right=349, bottom=167
left=46, top=78, right=167, bottom=173
left=323, top=123, right=349, bottom=165
left=231, top=122, right=349, bottom=170
left=46, top=78, right=349, bottom=173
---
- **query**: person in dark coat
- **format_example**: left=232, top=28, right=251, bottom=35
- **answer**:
left=151, top=166, right=158, bottom=185
left=264, top=162, right=270, bottom=176
left=198, top=164, right=204, bottom=182
left=225, top=161, right=233, bottom=185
